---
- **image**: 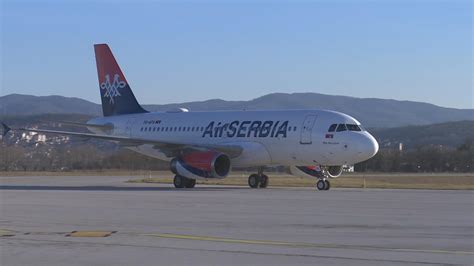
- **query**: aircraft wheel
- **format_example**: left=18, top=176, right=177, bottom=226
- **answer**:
left=248, top=174, right=260, bottom=188
left=185, top=178, right=196, bottom=188
left=259, top=175, right=269, bottom=188
left=173, top=175, right=185, bottom=188
left=324, top=180, right=331, bottom=190
left=316, top=180, right=326, bottom=191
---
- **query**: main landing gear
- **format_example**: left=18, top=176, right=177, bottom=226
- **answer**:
left=248, top=168, right=268, bottom=188
left=173, top=175, right=196, bottom=188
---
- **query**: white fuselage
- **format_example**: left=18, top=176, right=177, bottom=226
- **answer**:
left=88, top=109, right=379, bottom=167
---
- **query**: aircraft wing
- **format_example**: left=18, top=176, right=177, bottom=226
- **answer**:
left=17, top=127, right=243, bottom=158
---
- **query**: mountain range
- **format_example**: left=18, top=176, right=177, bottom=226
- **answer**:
left=1, top=93, right=472, bottom=128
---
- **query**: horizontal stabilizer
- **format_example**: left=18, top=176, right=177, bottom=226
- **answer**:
left=1, top=123, right=11, bottom=137
left=57, top=121, right=114, bottom=130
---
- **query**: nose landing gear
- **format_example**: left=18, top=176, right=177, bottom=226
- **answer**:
left=316, top=178, right=330, bottom=191
left=314, top=167, right=331, bottom=191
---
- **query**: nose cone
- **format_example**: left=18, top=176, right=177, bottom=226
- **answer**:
left=358, top=133, right=379, bottom=161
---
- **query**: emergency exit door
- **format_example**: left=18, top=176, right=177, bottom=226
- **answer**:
left=300, top=115, right=317, bottom=144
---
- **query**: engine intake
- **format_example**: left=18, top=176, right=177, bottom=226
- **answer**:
left=171, top=151, right=231, bottom=179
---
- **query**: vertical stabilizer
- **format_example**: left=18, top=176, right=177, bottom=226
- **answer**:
left=94, top=44, right=147, bottom=116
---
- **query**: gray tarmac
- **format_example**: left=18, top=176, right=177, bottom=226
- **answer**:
left=0, top=175, right=473, bottom=266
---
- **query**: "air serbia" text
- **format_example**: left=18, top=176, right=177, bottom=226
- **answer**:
left=202, top=120, right=289, bottom=138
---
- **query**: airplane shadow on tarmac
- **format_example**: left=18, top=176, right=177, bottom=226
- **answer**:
left=0, top=185, right=247, bottom=192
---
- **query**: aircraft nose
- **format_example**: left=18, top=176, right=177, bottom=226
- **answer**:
left=358, top=133, right=379, bottom=160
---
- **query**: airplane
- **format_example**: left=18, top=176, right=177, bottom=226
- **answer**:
left=1, top=44, right=379, bottom=190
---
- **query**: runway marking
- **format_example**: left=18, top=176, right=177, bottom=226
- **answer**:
left=66, top=231, right=116, bottom=237
left=143, top=233, right=474, bottom=256
left=3, top=228, right=472, bottom=257
left=6, top=237, right=452, bottom=265
left=0, top=229, right=15, bottom=237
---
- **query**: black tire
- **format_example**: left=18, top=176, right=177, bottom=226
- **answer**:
left=259, top=175, right=269, bottom=188
left=324, top=180, right=331, bottom=190
left=248, top=174, right=260, bottom=188
left=173, top=175, right=185, bottom=188
left=185, top=178, right=196, bottom=188
left=316, top=180, right=326, bottom=191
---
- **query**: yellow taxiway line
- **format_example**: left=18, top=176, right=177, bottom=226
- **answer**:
left=2, top=228, right=471, bottom=256
left=143, top=233, right=474, bottom=256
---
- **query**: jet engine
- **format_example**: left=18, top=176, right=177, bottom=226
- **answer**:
left=326, top=166, right=343, bottom=178
left=170, top=151, right=231, bottom=180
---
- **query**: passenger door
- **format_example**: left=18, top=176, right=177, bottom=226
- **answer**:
left=300, top=115, right=317, bottom=144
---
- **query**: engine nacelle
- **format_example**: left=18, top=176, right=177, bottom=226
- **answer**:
left=170, top=151, right=231, bottom=180
left=326, top=166, right=343, bottom=178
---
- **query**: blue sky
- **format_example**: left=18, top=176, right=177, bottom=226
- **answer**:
left=1, top=0, right=472, bottom=108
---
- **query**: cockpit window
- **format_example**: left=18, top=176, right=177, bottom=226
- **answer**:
left=336, top=124, right=347, bottom=132
left=346, top=124, right=361, bottom=131
left=328, top=124, right=337, bottom=132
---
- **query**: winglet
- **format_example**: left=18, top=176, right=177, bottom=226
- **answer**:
left=1, top=123, right=11, bottom=137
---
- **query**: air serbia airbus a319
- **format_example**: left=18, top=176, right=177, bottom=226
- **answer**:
left=2, top=44, right=379, bottom=190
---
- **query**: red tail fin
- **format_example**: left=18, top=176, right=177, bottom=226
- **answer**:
left=94, top=44, right=129, bottom=87
left=94, top=44, right=147, bottom=117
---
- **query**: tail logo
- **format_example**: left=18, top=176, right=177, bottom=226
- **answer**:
left=100, top=74, right=126, bottom=104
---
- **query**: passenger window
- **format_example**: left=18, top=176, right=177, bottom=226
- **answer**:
left=336, top=124, right=347, bottom=132
left=346, top=124, right=361, bottom=131
left=328, top=124, right=337, bottom=132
